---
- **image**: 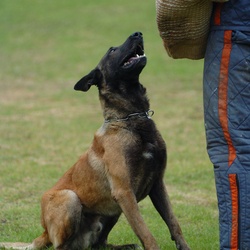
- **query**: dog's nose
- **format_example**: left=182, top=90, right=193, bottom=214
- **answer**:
left=131, top=32, right=143, bottom=38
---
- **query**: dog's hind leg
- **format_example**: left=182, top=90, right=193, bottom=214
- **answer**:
left=149, top=180, right=190, bottom=250
left=38, top=189, right=84, bottom=250
left=91, top=215, right=142, bottom=249
left=31, top=231, right=51, bottom=249
left=92, top=215, right=120, bottom=248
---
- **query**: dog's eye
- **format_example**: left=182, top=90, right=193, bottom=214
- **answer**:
left=109, top=47, right=116, bottom=53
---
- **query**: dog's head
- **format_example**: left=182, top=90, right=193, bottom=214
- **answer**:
left=74, top=32, right=147, bottom=92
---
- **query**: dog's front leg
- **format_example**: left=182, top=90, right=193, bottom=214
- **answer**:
left=111, top=182, right=160, bottom=250
left=149, top=180, right=190, bottom=250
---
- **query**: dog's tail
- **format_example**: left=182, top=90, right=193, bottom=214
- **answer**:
left=0, top=231, right=52, bottom=250
left=0, top=242, right=34, bottom=250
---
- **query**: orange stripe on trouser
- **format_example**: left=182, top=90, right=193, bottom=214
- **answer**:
left=218, top=30, right=238, bottom=249
left=228, top=174, right=239, bottom=250
left=218, top=30, right=236, bottom=166
left=214, top=3, right=224, bottom=26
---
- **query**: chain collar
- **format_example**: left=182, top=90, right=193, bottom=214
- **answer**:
left=104, top=109, right=154, bottom=123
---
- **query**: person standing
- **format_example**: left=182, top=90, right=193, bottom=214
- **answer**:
left=156, top=0, right=250, bottom=249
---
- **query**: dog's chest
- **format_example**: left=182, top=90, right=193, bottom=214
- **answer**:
left=126, top=125, right=166, bottom=168
left=141, top=141, right=157, bottom=160
left=127, top=139, right=166, bottom=201
left=118, top=122, right=166, bottom=182
left=94, top=122, right=166, bottom=203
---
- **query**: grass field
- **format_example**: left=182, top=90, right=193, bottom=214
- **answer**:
left=0, top=1, right=218, bottom=249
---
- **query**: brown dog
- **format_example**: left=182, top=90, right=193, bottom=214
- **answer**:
left=0, top=32, right=190, bottom=250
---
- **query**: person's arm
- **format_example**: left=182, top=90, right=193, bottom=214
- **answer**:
left=156, top=0, right=213, bottom=59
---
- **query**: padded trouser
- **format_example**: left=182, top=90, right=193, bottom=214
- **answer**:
left=203, top=29, right=250, bottom=250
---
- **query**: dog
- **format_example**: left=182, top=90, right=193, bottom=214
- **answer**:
left=0, top=32, right=190, bottom=250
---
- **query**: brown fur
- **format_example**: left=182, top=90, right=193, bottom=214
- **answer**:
left=0, top=32, right=190, bottom=250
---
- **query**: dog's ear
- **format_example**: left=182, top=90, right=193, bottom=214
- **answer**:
left=74, top=68, right=102, bottom=92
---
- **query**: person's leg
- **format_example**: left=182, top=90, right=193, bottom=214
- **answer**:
left=204, top=29, right=234, bottom=250
left=226, top=30, right=250, bottom=250
left=204, top=29, right=250, bottom=249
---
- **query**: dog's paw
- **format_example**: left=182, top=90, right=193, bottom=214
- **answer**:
left=175, top=242, right=191, bottom=250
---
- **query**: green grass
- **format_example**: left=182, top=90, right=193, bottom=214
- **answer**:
left=0, top=1, right=218, bottom=249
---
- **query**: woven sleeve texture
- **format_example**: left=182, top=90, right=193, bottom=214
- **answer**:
left=156, top=0, right=212, bottom=59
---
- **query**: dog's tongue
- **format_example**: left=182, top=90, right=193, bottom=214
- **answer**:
left=128, top=54, right=140, bottom=62
left=128, top=57, right=137, bottom=63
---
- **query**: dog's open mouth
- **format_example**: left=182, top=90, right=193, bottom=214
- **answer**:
left=122, top=43, right=146, bottom=68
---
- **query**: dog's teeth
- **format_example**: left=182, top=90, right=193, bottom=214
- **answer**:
left=124, top=54, right=146, bottom=66
left=136, top=54, right=146, bottom=58
left=124, top=60, right=133, bottom=66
